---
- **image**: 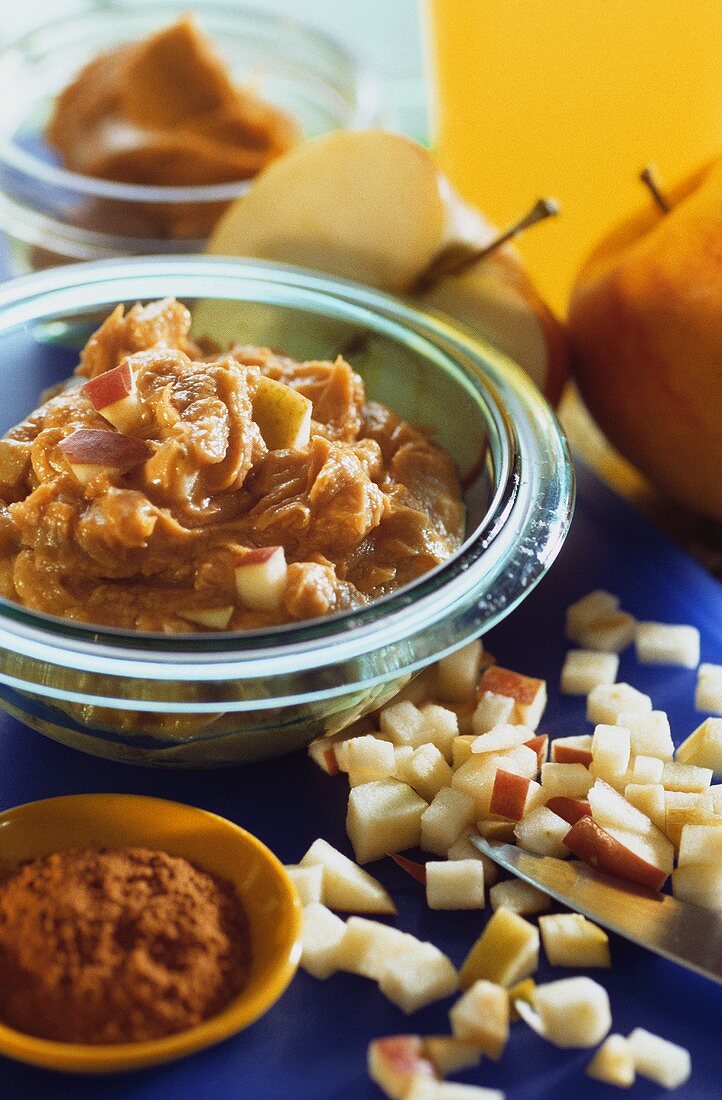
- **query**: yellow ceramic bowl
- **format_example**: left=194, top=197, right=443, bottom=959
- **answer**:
left=0, top=793, right=302, bottom=1073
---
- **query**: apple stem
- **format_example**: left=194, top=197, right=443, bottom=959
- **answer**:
left=412, top=197, right=560, bottom=293
left=640, top=165, right=671, bottom=213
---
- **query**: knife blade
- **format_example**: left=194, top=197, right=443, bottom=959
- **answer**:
left=471, top=836, right=722, bottom=985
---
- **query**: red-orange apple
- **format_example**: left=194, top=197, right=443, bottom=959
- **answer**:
left=59, top=428, right=147, bottom=484
left=390, top=852, right=427, bottom=885
left=490, top=770, right=544, bottom=821
left=477, top=666, right=547, bottom=729
left=569, top=158, right=722, bottom=519
left=524, top=734, right=549, bottom=769
left=367, top=1035, right=437, bottom=1100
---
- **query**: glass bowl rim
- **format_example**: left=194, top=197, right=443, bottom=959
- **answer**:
left=0, top=0, right=382, bottom=205
left=0, top=254, right=574, bottom=686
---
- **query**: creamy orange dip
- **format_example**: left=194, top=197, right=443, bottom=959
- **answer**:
left=0, top=299, right=464, bottom=632
left=46, top=16, right=299, bottom=238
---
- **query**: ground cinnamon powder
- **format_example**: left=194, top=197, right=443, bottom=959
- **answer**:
left=0, top=847, right=251, bottom=1044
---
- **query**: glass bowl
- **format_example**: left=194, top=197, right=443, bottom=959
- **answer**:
left=0, top=2, right=381, bottom=275
left=0, top=256, right=574, bottom=765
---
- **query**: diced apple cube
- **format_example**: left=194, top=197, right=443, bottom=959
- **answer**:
left=405, top=1078, right=504, bottom=1100
left=490, top=771, right=545, bottom=821
left=550, top=734, right=593, bottom=767
left=307, top=723, right=373, bottom=774
left=489, top=879, right=551, bottom=916
left=478, top=666, right=547, bottom=729
left=347, top=779, right=427, bottom=864
left=590, top=724, right=631, bottom=784
left=253, top=375, right=312, bottom=450
left=425, top=860, right=485, bottom=910
left=396, top=743, right=454, bottom=802
left=663, top=792, right=707, bottom=847
left=420, top=788, right=477, bottom=856
left=635, top=622, right=700, bottom=669
left=367, top=1035, right=437, bottom=1100
left=436, top=640, right=484, bottom=702
left=521, top=977, right=612, bottom=1049
left=299, top=838, right=397, bottom=914
left=661, top=761, right=713, bottom=793
left=576, top=612, right=637, bottom=654
left=616, top=709, right=674, bottom=760
left=586, top=1034, right=635, bottom=1088
left=671, top=862, right=722, bottom=909
left=678, top=822, right=722, bottom=864
left=525, top=734, right=549, bottom=768
left=544, top=796, right=591, bottom=825
left=451, top=735, right=476, bottom=769
left=587, top=778, right=662, bottom=836
left=393, top=746, right=415, bottom=775
left=538, top=913, right=611, bottom=968
left=541, top=763, right=593, bottom=799
left=419, top=703, right=459, bottom=761
left=380, top=701, right=431, bottom=748
left=81, top=361, right=143, bottom=432
left=234, top=546, right=287, bottom=612
left=695, top=663, right=722, bottom=715
left=337, top=916, right=415, bottom=979
left=446, top=832, right=499, bottom=886
left=627, top=1028, right=691, bottom=1089
left=561, top=650, right=619, bottom=695
left=378, top=941, right=458, bottom=1013
left=587, top=683, right=652, bottom=726
left=300, top=902, right=347, bottom=979
left=344, top=735, right=397, bottom=786
left=285, top=863, right=323, bottom=906
left=471, top=691, right=515, bottom=735
left=449, top=979, right=509, bottom=1059
left=453, top=747, right=538, bottom=818
left=631, top=755, right=665, bottom=784
left=423, top=1037, right=482, bottom=1077
left=471, top=723, right=534, bottom=755
left=476, top=819, right=516, bottom=843
left=565, top=589, right=620, bottom=641
left=514, top=806, right=571, bottom=858
left=623, top=784, right=666, bottom=831
left=459, top=908, right=539, bottom=989
left=676, top=718, right=722, bottom=773
left=564, top=817, right=671, bottom=891
left=59, top=427, right=148, bottom=485
left=180, top=606, right=234, bottom=630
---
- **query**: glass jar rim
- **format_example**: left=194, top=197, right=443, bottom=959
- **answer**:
left=0, top=255, right=574, bottom=699
left=0, top=0, right=382, bottom=206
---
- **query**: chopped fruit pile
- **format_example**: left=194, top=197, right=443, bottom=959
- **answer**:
left=300, top=591, right=715, bottom=1094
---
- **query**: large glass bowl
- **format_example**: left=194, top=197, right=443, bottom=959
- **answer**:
left=0, top=257, right=573, bottom=765
left=0, top=2, right=381, bottom=274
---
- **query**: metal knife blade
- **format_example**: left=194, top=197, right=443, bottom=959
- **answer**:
left=471, top=836, right=722, bottom=985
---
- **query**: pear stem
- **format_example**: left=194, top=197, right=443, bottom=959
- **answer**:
left=412, top=197, right=560, bottom=294
left=640, top=166, right=670, bottom=213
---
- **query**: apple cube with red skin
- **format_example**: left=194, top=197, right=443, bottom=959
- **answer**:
left=477, top=666, right=547, bottom=729
left=234, top=546, right=287, bottom=612
left=545, top=796, right=591, bottom=825
left=563, top=816, right=670, bottom=891
left=550, top=735, right=593, bottom=767
left=82, top=362, right=144, bottom=432
left=367, top=1035, right=437, bottom=1100
left=490, top=770, right=544, bottom=821
left=59, top=428, right=148, bottom=485
left=524, top=733, right=549, bottom=768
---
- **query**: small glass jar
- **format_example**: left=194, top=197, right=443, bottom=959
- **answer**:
left=0, top=2, right=382, bottom=275
left=0, top=256, right=574, bottom=765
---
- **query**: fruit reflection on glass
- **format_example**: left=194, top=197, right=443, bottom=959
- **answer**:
left=569, top=160, right=722, bottom=521
left=206, top=130, right=568, bottom=404
left=425, top=0, right=722, bottom=313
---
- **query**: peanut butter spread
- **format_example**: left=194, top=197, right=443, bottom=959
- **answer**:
left=46, top=16, right=299, bottom=237
left=0, top=299, right=464, bottom=632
